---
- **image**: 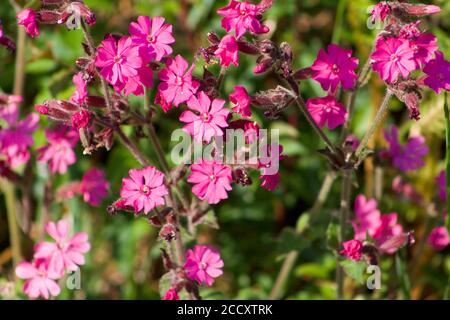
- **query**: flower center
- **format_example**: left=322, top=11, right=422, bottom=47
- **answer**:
left=147, top=35, right=155, bottom=43
left=201, top=112, right=212, bottom=123
left=332, top=63, right=339, bottom=74
left=114, top=55, right=123, bottom=64
left=140, top=185, right=151, bottom=195
left=209, top=174, right=216, bottom=181
left=324, top=106, right=332, bottom=113
left=176, top=76, right=184, bottom=86
left=390, top=54, right=398, bottom=62
left=200, top=262, right=207, bottom=269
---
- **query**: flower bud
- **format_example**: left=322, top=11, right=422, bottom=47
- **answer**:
left=159, top=224, right=176, bottom=242
left=207, top=32, right=220, bottom=45
left=237, top=40, right=260, bottom=55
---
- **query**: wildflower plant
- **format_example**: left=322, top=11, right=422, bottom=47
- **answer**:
left=0, top=0, right=449, bottom=301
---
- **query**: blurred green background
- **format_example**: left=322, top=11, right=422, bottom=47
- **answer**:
left=0, top=0, right=450, bottom=299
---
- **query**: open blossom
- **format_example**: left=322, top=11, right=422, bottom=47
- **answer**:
left=129, top=16, right=175, bottom=61
left=340, top=240, right=363, bottom=261
left=158, top=55, right=199, bottom=108
left=0, top=101, right=39, bottom=168
left=370, top=2, right=390, bottom=24
left=217, top=0, right=270, bottom=39
left=428, top=226, right=450, bottom=251
left=306, top=95, right=347, bottom=130
left=70, top=72, right=88, bottom=105
left=230, top=86, right=251, bottom=118
left=399, top=24, right=438, bottom=69
left=95, top=35, right=153, bottom=96
left=214, top=35, right=239, bottom=67
left=17, top=9, right=39, bottom=38
left=162, top=288, right=180, bottom=300
left=34, top=220, right=91, bottom=275
left=352, top=195, right=404, bottom=254
left=37, top=125, right=79, bottom=174
left=120, top=166, right=168, bottom=214
left=310, top=44, right=359, bottom=93
left=80, top=168, right=109, bottom=206
left=382, top=125, right=429, bottom=172
left=15, top=259, right=60, bottom=300
left=184, top=245, right=224, bottom=286
left=423, top=51, right=450, bottom=94
left=371, top=37, right=415, bottom=84
left=180, top=91, right=230, bottom=143
left=188, top=159, right=233, bottom=204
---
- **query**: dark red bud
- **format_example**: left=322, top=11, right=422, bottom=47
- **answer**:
left=237, top=40, right=260, bottom=55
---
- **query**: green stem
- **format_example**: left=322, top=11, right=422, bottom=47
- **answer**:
left=443, top=92, right=450, bottom=232
left=395, top=252, right=411, bottom=299
left=2, top=181, right=22, bottom=268
left=331, top=0, right=346, bottom=44
left=269, top=171, right=336, bottom=300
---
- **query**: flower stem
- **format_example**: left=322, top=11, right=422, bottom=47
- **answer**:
left=269, top=171, right=336, bottom=299
left=355, top=90, right=393, bottom=160
left=443, top=92, right=450, bottom=233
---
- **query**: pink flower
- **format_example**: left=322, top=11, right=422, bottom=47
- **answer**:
left=428, top=226, right=450, bottom=251
left=383, top=125, right=429, bottom=172
left=373, top=213, right=403, bottom=254
left=258, top=143, right=285, bottom=191
left=217, top=0, right=270, bottom=39
left=34, top=220, right=90, bottom=275
left=162, top=288, right=180, bottom=300
left=71, top=110, right=90, bottom=129
left=70, top=72, right=88, bottom=105
left=436, top=170, right=446, bottom=202
left=37, top=125, right=79, bottom=174
left=129, top=16, right=175, bottom=61
left=306, top=95, right=347, bottom=130
left=158, top=55, right=199, bottom=108
left=399, top=25, right=438, bottom=69
left=120, top=166, right=168, bottom=214
left=214, top=35, right=239, bottom=67
left=230, top=86, right=251, bottom=118
left=228, top=119, right=259, bottom=144
left=188, top=159, right=233, bottom=204
left=17, top=9, right=39, bottom=38
left=81, top=168, right=109, bottom=206
left=340, top=240, right=363, bottom=261
left=423, top=51, right=450, bottom=94
left=371, top=37, right=415, bottom=84
left=184, top=245, right=224, bottom=286
left=370, top=2, right=391, bottom=24
left=180, top=91, right=230, bottom=143
left=310, top=44, right=359, bottom=93
left=0, top=101, right=39, bottom=168
left=95, top=35, right=152, bottom=96
left=352, top=195, right=382, bottom=241
left=15, top=259, right=61, bottom=300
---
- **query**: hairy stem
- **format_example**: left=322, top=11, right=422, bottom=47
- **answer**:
left=355, top=90, right=393, bottom=160
left=269, top=171, right=336, bottom=300
left=444, top=92, right=450, bottom=232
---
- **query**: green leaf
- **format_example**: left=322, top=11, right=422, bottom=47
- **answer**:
left=158, top=272, right=173, bottom=299
left=276, top=228, right=307, bottom=255
left=340, top=260, right=366, bottom=285
left=25, top=59, right=57, bottom=74
left=295, top=212, right=310, bottom=234
left=326, top=222, right=340, bottom=251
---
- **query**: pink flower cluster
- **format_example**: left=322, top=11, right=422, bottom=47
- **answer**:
left=95, top=16, right=175, bottom=96
left=15, top=220, right=90, bottom=299
left=382, top=125, right=429, bottom=172
left=351, top=195, right=404, bottom=254
left=0, top=95, right=39, bottom=168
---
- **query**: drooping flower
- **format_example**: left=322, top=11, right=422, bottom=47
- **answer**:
left=306, top=95, right=347, bottom=130
left=15, top=259, right=61, bottom=300
left=162, top=288, right=180, bottom=300
left=214, top=35, right=239, bottom=67
left=0, top=22, right=16, bottom=51
left=184, top=245, right=224, bottom=286
left=382, top=125, right=429, bottom=172
left=370, top=2, right=391, bottom=24
left=258, top=143, right=285, bottom=191
left=17, top=9, right=39, bottom=38
left=70, top=72, right=88, bottom=105
left=423, top=51, right=450, bottom=94
left=0, top=100, right=39, bottom=168
left=180, top=91, right=230, bottom=143
left=188, top=159, right=233, bottom=205
left=310, top=44, right=359, bottom=93
left=340, top=240, right=363, bottom=261
left=34, top=220, right=91, bottom=275
left=371, top=37, right=415, bottom=84
left=372, top=213, right=404, bottom=254
left=129, top=16, right=175, bottom=61
left=120, top=166, right=168, bottom=214
left=229, top=86, right=251, bottom=118
left=37, top=125, right=79, bottom=174
left=217, top=0, right=270, bottom=39
left=428, top=226, right=450, bottom=251
left=95, top=35, right=153, bottom=96
left=80, top=168, right=110, bottom=206
left=436, top=170, right=446, bottom=202
left=158, top=55, right=199, bottom=108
